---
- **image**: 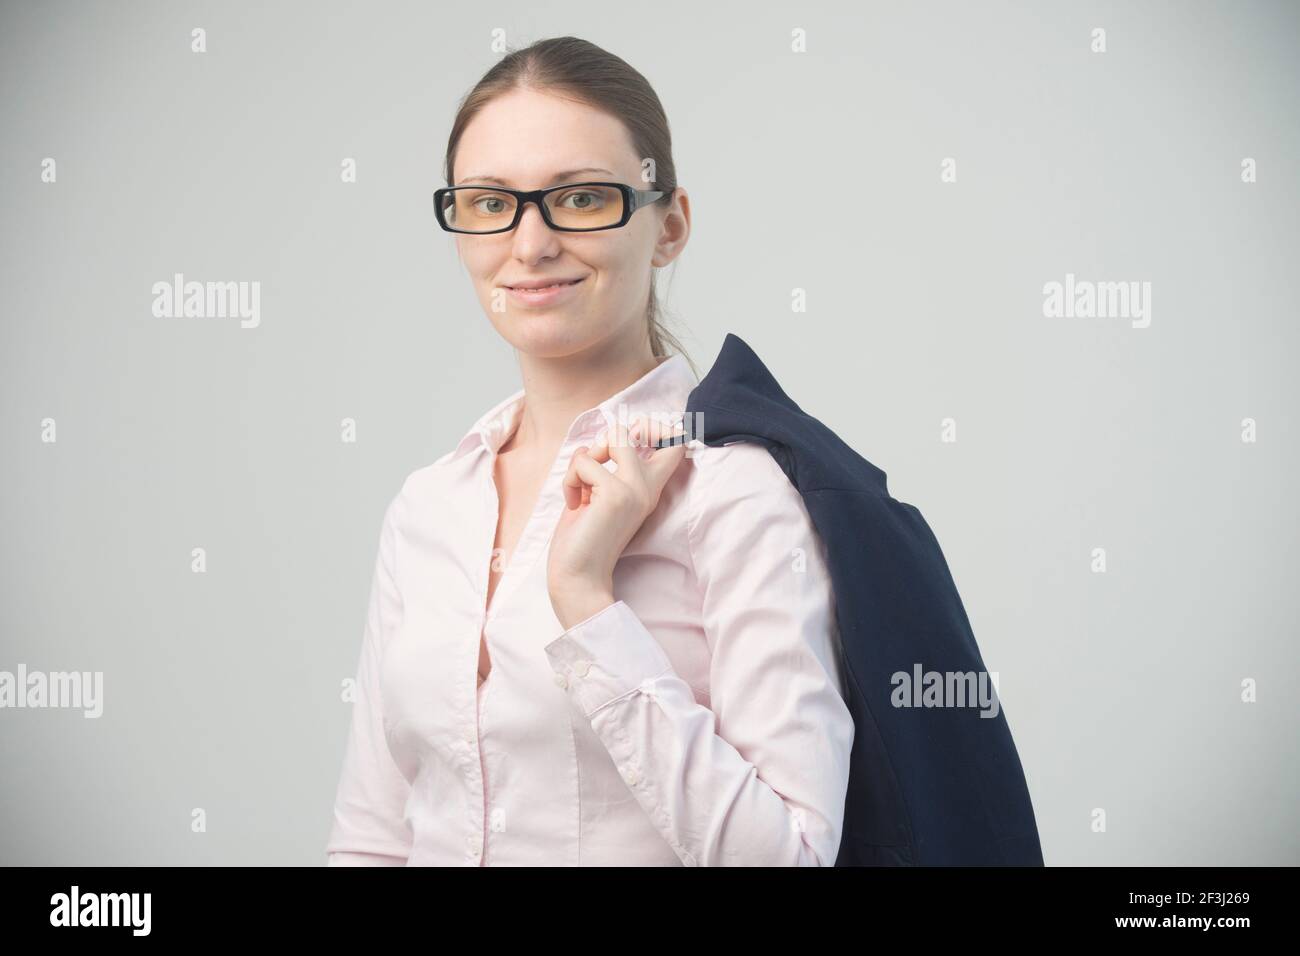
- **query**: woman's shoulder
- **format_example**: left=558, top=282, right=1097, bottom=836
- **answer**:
left=679, top=439, right=810, bottom=530
left=685, top=438, right=796, bottom=490
left=674, top=440, right=829, bottom=595
left=371, top=453, right=477, bottom=542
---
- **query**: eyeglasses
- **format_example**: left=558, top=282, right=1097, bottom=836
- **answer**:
left=433, top=180, right=671, bottom=234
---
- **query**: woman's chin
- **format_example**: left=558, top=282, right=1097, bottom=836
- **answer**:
left=496, top=316, right=604, bottom=359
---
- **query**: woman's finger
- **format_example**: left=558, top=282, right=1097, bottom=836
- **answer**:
left=639, top=416, right=674, bottom=451
left=570, top=447, right=617, bottom=496
left=605, top=418, right=640, bottom=476
left=587, top=427, right=611, bottom=464
left=561, top=445, right=613, bottom=509
left=561, top=445, right=589, bottom=509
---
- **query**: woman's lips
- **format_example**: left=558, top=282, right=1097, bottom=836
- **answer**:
left=504, top=277, right=585, bottom=307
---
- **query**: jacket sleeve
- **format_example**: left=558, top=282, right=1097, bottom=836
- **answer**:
left=325, top=494, right=414, bottom=866
left=542, top=443, right=854, bottom=866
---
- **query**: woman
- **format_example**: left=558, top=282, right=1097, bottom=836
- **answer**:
left=326, top=36, right=854, bottom=866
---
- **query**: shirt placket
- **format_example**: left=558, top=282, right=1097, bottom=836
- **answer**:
left=464, top=424, right=596, bottom=865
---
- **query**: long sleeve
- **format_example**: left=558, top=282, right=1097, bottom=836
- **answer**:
left=325, top=494, right=414, bottom=866
left=542, top=443, right=855, bottom=866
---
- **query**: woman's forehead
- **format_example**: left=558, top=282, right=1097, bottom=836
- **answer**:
left=453, top=166, right=616, bottom=188
left=455, top=93, right=640, bottom=182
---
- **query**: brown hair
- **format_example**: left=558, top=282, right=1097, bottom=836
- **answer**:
left=443, top=36, right=697, bottom=378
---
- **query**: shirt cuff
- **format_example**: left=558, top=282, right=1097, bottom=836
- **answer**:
left=543, top=600, right=674, bottom=718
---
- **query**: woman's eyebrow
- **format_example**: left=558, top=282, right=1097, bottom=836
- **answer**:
left=455, top=167, right=615, bottom=187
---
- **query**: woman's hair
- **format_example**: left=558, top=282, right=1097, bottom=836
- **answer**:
left=443, top=36, right=696, bottom=377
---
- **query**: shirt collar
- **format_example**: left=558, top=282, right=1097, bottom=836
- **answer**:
left=445, top=352, right=698, bottom=464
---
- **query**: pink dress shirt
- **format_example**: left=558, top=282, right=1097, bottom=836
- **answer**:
left=325, top=353, right=855, bottom=866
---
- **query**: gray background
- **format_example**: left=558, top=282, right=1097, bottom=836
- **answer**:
left=2, top=0, right=1296, bottom=865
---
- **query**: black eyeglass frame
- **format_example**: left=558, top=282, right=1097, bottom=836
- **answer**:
left=432, top=180, right=672, bottom=234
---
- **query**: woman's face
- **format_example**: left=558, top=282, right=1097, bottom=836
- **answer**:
left=451, top=87, right=689, bottom=360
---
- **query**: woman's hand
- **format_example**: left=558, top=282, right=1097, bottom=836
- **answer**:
left=547, top=415, right=688, bottom=630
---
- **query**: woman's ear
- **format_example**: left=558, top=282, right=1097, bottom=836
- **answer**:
left=651, top=186, right=690, bottom=268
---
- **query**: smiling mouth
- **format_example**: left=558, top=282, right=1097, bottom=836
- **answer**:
left=505, top=278, right=585, bottom=291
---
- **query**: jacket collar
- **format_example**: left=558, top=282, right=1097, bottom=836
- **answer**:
left=446, top=352, right=698, bottom=463
left=684, top=332, right=889, bottom=494
left=688, top=332, right=796, bottom=415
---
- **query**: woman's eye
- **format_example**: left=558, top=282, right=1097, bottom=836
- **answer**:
left=473, top=196, right=508, bottom=215
left=557, top=190, right=604, bottom=211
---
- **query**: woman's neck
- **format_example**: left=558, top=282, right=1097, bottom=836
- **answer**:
left=506, top=336, right=660, bottom=456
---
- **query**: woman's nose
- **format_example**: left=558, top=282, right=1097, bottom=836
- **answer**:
left=510, top=203, right=560, bottom=255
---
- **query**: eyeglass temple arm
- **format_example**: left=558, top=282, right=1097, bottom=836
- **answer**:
left=628, top=186, right=672, bottom=212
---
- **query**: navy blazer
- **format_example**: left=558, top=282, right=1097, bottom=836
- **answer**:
left=678, top=333, right=1044, bottom=866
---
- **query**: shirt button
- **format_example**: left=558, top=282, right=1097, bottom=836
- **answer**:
left=623, top=767, right=640, bottom=786
left=552, top=672, right=569, bottom=690
left=464, top=728, right=475, bottom=745
left=465, top=833, right=478, bottom=851
left=573, top=659, right=591, bottom=678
